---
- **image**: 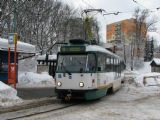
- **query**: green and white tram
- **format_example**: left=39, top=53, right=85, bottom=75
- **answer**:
left=55, top=39, right=125, bottom=100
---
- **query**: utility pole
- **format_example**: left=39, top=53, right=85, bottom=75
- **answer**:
left=13, top=0, right=17, bottom=33
left=8, top=0, right=18, bottom=89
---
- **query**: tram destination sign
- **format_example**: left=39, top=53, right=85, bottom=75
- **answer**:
left=60, top=46, right=86, bottom=53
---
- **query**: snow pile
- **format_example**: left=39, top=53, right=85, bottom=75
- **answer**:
left=119, top=62, right=160, bottom=101
left=111, top=83, right=160, bottom=102
left=135, top=72, right=160, bottom=87
left=0, top=81, right=22, bottom=107
left=136, top=62, right=151, bottom=74
left=18, top=57, right=37, bottom=73
left=17, top=72, right=55, bottom=88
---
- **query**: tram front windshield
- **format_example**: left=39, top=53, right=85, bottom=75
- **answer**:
left=57, top=53, right=96, bottom=73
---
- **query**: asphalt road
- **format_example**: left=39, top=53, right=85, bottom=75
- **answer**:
left=17, top=87, right=56, bottom=99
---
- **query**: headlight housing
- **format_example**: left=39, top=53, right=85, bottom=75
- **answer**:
left=57, top=81, right=62, bottom=87
left=79, top=82, right=84, bottom=87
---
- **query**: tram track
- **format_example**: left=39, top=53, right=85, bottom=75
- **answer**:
left=6, top=103, right=78, bottom=120
left=0, top=88, right=122, bottom=120
left=0, top=98, right=82, bottom=120
left=0, top=97, right=59, bottom=114
left=11, top=95, right=115, bottom=120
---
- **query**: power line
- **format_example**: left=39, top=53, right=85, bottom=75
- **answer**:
left=81, top=0, right=95, bottom=9
left=132, top=0, right=149, bottom=9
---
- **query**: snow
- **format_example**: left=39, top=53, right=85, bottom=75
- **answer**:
left=18, top=57, right=37, bottom=73
left=37, top=54, right=57, bottom=61
left=0, top=38, right=36, bottom=54
left=17, top=72, right=55, bottom=88
left=0, top=55, right=159, bottom=113
left=0, top=56, right=55, bottom=107
left=147, top=32, right=160, bottom=45
left=0, top=81, right=22, bottom=107
left=18, top=56, right=55, bottom=88
left=137, top=62, right=151, bottom=73
left=151, top=58, right=160, bottom=65
left=135, top=72, right=160, bottom=87
left=86, top=45, right=120, bottom=58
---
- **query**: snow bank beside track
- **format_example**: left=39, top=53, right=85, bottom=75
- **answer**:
left=17, top=72, right=55, bottom=88
left=0, top=81, right=22, bottom=107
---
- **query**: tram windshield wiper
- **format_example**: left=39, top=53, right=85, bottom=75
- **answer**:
left=61, top=63, right=72, bottom=76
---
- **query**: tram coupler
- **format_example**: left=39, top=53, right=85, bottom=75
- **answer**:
left=64, top=94, right=72, bottom=101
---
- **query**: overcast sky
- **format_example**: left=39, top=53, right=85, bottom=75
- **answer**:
left=62, top=0, right=160, bottom=43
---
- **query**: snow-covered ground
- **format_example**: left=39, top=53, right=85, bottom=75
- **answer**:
left=0, top=57, right=55, bottom=107
left=0, top=59, right=160, bottom=111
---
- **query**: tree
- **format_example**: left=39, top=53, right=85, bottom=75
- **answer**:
left=131, top=7, right=156, bottom=70
left=144, top=37, right=154, bottom=61
left=133, top=8, right=149, bottom=59
left=0, top=0, right=101, bottom=54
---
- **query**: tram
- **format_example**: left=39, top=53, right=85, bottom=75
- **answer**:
left=0, top=38, right=35, bottom=84
left=55, top=39, right=125, bottom=100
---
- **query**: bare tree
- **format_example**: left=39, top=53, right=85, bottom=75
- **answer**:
left=133, top=8, right=149, bottom=59
left=0, top=0, right=101, bottom=54
left=132, top=7, right=156, bottom=70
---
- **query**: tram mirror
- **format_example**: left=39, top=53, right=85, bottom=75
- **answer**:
left=98, top=67, right=101, bottom=71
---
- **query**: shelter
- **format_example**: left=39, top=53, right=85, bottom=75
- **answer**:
left=150, top=58, right=160, bottom=72
left=0, top=38, right=36, bottom=83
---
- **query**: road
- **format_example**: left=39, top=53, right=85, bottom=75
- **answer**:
left=17, top=87, right=55, bottom=99
left=8, top=83, right=160, bottom=120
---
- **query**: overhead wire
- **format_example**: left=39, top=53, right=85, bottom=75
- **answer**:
left=132, top=0, right=149, bottom=9
left=132, top=0, right=160, bottom=13
left=81, top=0, right=95, bottom=9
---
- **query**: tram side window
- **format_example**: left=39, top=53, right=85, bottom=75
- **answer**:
left=97, top=54, right=106, bottom=72
left=87, top=54, right=96, bottom=72
left=110, top=58, right=114, bottom=71
left=115, top=59, right=119, bottom=73
left=105, top=57, right=111, bottom=72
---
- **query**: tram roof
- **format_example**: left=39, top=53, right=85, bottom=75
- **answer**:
left=0, top=38, right=36, bottom=54
left=86, top=45, right=121, bottom=59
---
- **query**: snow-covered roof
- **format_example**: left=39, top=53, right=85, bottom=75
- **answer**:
left=86, top=45, right=121, bottom=59
left=0, top=38, right=36, bottom=54
left=151, top=58, right=160, bottom=65
left=37, top=54, right=57, bottom=61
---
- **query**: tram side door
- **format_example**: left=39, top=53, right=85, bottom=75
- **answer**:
left=96, top=54, right=107, bottom=87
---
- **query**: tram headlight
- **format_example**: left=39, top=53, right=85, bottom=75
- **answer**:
left=79, top=82, right=84, bottom=87
left=57, top=82, right=62, bottom=87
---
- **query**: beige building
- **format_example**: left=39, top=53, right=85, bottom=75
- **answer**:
left=106, top=18, right=146, bottom=43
